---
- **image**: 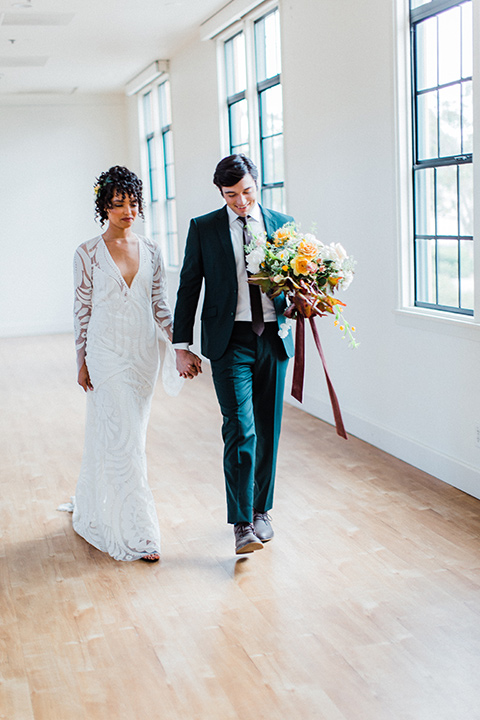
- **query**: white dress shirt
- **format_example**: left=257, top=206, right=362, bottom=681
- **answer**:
left=227, top=203, right=277, bottom=323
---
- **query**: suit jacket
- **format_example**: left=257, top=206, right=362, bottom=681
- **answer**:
left=173, top=204, right=295, bottom=361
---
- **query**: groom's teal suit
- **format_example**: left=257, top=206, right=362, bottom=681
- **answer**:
left=173, top=204, right=294, bottom=524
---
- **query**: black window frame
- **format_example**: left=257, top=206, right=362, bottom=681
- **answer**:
left=410, top=0, right=473, bottom=315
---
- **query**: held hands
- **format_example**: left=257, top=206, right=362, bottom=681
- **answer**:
left=175, top=349, right=202, bottom=379
left=77, top=362, right=93, bottom=392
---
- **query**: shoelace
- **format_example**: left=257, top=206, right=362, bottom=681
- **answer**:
left=253, top=512, right=271, bottom=521
left=236, top=523, right=255, bottom=537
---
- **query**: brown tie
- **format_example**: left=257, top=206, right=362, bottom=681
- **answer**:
left=239, top=216, right=265, bottom=336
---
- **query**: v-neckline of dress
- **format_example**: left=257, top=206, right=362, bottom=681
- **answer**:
left=102, top=235, right=141, bottom=291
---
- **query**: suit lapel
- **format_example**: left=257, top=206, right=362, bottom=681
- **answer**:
left=261, top=206, right=282, bottom=239
left=214, top=206, right=237, bottom=278
left=260, top=206, right=290, bottom=318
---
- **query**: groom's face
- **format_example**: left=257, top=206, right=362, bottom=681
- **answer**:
left=220, top=173, right=258, bottom=217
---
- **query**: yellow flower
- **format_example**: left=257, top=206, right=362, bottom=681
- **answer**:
left=282, top=265, right=289, bottom=272
left=340, top=325, right=344, bottom=331
left=334, top=321, right=339, bottom=326
left=273, top=228, right=290, bottom=246
left=290, top=255, right=310, bottom=275
left=351, top=327, right=356, bottom=332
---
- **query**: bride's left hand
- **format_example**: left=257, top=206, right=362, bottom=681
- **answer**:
left=78, top=362, right=93, bottom=392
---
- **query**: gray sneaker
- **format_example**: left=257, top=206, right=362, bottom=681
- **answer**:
left=253, top=511, right=274, bottom=542
left=234, top=523, right=264, bottom=554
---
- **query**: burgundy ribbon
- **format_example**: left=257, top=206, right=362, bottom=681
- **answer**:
left=291, top=315, right=348, bottom=439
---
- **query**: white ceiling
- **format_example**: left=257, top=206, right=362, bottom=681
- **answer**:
left=0, top=0, right=226, bottom=95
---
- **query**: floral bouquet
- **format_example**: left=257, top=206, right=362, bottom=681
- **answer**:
left=244, top=222, right=357, bottom=345
left=244, top=222, right=357, bottom=438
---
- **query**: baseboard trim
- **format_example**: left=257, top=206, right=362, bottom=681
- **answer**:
left=286, top=394, right=480, bottom=501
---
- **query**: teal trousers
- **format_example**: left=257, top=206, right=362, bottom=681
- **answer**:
left=210, top=322, right=289, bottom=524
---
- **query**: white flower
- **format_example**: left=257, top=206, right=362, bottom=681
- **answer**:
left=278, top=318, right=294, bottom=338
left=303, top=232, right=321, bottom=246
left=323, top=242, right=348, bottom=264
left=333, top=242, right=348, bottom=262
left=245, top=246, right=265, bottom=274
left=340, top=270, right=354, bottom=290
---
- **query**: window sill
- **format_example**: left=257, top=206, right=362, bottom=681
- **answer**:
left=394, top=307, right=480, bottom=343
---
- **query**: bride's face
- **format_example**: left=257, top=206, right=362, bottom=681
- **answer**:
left=106, top=191, right=138, bottom=229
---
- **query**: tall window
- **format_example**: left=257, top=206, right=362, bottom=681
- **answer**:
left=410, top=0, right=473, bottom=315
left=158, top=81, right=178, bottom=267
left=255, top=9, right=284, bottom=210
left=225, top=32, right=249, bottom=156
left=222, top=5, right=285, bottom=212
left=141, top=79, right=178, bottom=267
left=142, top=91, right=160, bottom=248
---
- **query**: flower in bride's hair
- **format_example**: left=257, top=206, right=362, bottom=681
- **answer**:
left=94, top=184, right=101, bottom=196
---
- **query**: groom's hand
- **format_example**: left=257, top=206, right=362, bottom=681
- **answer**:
left=175, top=349, right=202, bottom=379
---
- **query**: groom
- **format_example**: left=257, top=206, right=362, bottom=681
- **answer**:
left=173, top=154, right=294, bottom=554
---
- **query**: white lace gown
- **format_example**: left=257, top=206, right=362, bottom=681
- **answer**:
left=72, top=234, right=173, bottom=561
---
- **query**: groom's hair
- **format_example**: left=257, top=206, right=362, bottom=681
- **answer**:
left=213, top=154, right=258, bottom=190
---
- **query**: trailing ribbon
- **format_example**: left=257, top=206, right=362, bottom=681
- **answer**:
left=291, top=315, right=348, bottom=439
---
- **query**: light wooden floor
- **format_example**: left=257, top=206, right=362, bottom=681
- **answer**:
left=1, top=334, right=480, bottom=720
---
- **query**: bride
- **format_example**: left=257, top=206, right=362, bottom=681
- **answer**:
left=71, top=165, right=196, bottom=562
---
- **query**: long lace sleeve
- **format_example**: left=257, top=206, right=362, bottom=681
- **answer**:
left=150, top=241, right=183, bottom=396
left=73, top=244, right=93, bottom=372
left=151, top=244, right=173, bottom=335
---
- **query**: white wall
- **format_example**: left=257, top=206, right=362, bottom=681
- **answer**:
left=279, top=0, right=480, bottom=496
left=0, top=94, right=130, bottom=337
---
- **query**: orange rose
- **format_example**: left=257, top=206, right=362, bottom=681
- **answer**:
left=291, top=255, right=310, bottom=275
left=298, top=240, right=318, bottom=259
left=273, top=228, right=295, bottom=246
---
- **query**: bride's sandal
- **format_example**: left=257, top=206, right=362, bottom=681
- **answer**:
left=140, top=552, right=160, bottom=562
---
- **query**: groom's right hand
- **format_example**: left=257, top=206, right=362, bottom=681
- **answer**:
left=175, top=349, right=202, bottom=379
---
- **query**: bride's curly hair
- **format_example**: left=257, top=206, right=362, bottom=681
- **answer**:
left=94, top=166, right=145, bottom=225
